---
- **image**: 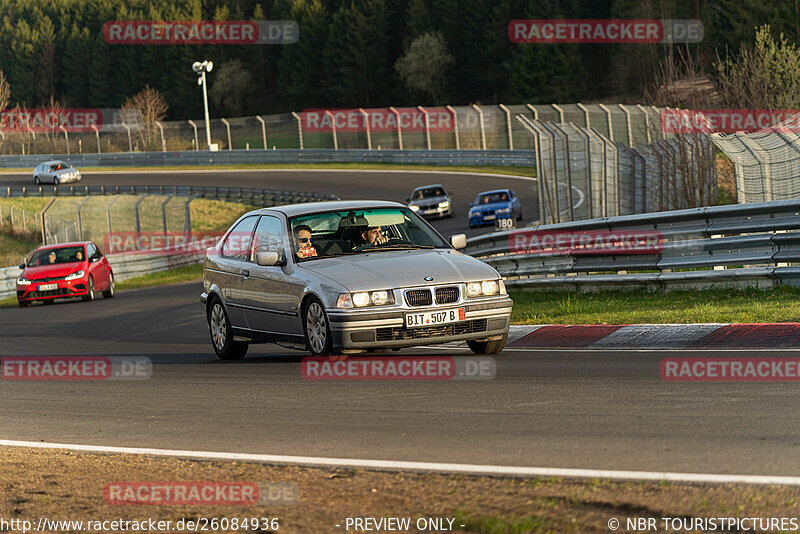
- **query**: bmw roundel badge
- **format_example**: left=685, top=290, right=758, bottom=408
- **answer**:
left=424, top=276, right=434, bottom=281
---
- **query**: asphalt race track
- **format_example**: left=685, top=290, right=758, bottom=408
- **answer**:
left=2, top=282, right=800, bottom=477
left=0, top=169, right=540, bottom=239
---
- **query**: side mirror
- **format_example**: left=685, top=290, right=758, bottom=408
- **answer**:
left=19, top=262, right=25, bottom=269
left=256, top=251, right=280, bottom=266
left=450, top=234, right=467, bottom=250
left=91, top=256, right=101, bottom=263
left=405, top=197, right=410, bottom=203
left=469, top=202, right=474, bottom=208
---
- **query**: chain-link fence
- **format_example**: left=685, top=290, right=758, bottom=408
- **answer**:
left=517, top=116, right=716, bottom=224
left=0, top=103, right=665, bottom=155
left=712, top=127, right=800, bottom=204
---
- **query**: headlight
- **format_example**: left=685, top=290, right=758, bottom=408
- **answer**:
left=467, top=280, right=501, bottom=297
left=17, top=276, right=31, bottom=286
left=409, top=205, right=420, bottom=212
left=65, top=270, right=85, bottom=281
left=337, top=290, right=395, bottom=308
left=438, top=201, right=450, bottom=208
left=499, top=280, right=507, bottom=294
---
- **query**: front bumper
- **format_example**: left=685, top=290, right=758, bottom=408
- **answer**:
left=412, top=206, right=452, bottom=218
left=470, top=212, right=511, bottom=226
left=17, top=277, right=89, bottom=302
left=327, top=296, right=512, bottom=350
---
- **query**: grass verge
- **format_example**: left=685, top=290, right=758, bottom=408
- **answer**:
left=2, top=447, right=798, bottom=534
left=510, top=286, right=800, bottom=324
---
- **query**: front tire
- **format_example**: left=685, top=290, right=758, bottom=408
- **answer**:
left=208, top=298, right=248, bottom=360
left=82, top=276, right=95, bottom=302
left=467, top=333, right=508, bottom=355
left=303, top=297, right=333, bottom=356
left=102, top=272, right=115, bottom=298
left=34, top=176, right=40, bottom=185
left=53, top=177, right=59, bottom=186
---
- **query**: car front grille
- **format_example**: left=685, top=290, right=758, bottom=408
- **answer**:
left=405, top=289, right=432, bottom=307
left=30, top=276, right=65, bottom=283
left=28, top=288, right=71, bottom=298
left=376, top=319, right=487, bottom=341
left=435, top=286, right=459, bottom=304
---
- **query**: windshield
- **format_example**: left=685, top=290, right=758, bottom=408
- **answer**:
left=28, top=246, right=84, bottom=266
left=477, top=192, right=510, bottom=204
left=289, top=208, right=449, bottom=261
left=413, top=187, right=445, bottom=199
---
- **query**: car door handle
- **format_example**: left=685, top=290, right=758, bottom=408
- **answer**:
left=242, top=270, right=250, bottom=278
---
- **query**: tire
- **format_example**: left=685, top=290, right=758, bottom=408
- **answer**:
left=303, top=297, right=333, bottom=356
left=467, top=333, right=508, bottom=355
left=82, top=276, right=95, bottom=302
left=34, top=176, right=40, bottom=185
left=517, top=209, right=523, bottom=221
left=53, top=177, right=59, bottom=186
left=102, top=272, right=115, bottom=298
left=18, top=301, right=30, bottom=308
left=208, top=297, right=249, bottom=360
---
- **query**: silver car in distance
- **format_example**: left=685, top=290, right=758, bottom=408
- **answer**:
left=33, top=160, right=81, bottom=185
left=201, top=200, right=512, bottom=360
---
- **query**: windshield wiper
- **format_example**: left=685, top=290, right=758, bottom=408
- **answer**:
left=367, top=244, right=435, bottom=251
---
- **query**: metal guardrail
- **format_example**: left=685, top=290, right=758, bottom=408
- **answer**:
left=0, top=184, right=340, bottom=204
left=0, top=149, right=535, bottom=169
left=465, top=199, right=800, bottom=291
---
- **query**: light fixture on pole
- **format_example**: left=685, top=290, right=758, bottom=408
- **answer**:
left=191, top=60, right=214, bottom=150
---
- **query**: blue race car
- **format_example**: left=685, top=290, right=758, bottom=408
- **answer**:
left=468, top=189, right=523, bottom=228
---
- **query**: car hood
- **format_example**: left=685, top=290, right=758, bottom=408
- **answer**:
left=471, top=201, right=511, bottom=211
left=299, top=249, right=499, bottom=292
left=54, top=168, right=78, bottom=175
left=24, top=262, right=85, bottom=280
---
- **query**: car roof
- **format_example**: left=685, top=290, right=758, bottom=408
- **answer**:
left=477, top=189, right=511, bottom=195
left=34, top=241, right=90, bottom=251
left=412, top=184, right=446, bottom=191
left=39, top=160, right=68, bottom=165
left=253, top=200, right=406, bottom=218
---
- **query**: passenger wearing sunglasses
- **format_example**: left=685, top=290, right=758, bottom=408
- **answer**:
left=293, top=224, right=318, bottom=259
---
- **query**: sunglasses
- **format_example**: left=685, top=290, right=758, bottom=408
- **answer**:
left=297, top=237, right=312, bottom=243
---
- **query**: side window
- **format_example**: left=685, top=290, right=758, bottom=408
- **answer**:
left=253, top=216, right=285, bottom=261
left=221, top=216, right=258, bottom=261
left=86, top=243, right=97, bottom=259
left=91, top=243, right=104, bottom=260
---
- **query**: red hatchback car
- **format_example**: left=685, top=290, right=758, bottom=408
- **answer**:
left=17, top=241, right=115, bottom=307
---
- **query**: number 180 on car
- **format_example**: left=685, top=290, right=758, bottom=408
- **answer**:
left=406, top=308, right=465, bottom=328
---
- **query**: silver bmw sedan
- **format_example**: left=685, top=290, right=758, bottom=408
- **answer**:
left=201, top=200, right=512, bottom=359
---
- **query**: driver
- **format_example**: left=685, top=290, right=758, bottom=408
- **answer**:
left=294, top=224, right=318, bottom=259
left=361, top=226, right=388, bottom=247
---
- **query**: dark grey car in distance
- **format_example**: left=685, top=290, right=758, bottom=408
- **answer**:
left=406, top=184, right=454, bottom=218
left=201, top=200, right=512, bottom=359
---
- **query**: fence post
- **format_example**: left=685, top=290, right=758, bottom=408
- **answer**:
left=133, top=194, right=148, bottom=238
left=221, top=118, right=232, bottom=150
left=121, top=122, right=133, bottom=152
left=155, top=121, right=166, bottom=152
left=358, top=108, right=372, bottom=150
left=517, top=115, right=552, bottom=224
left=324, top=110, right=338, bottom=150
left=498, top=104, right=513, bottom=150
left=41, top=198, right=56, bottom=245
left=471, top=104, right=487, bottom=150
left=635, top=104, right=652, bottom=143
left=446, top=105, right=460, bottom=150
left=184, top=195, right=196, bottom=238
left=525, top=104, right=539, bottom=120
left=77, top=196, right=91, bottom=240
left=290, top=111, right=304, bottom=149
left=188, top=120, right=199, bottom=151
left=60, top=125, right=70, bottom=155
left=255, top=116, right=267, bottom=150
left=28, top=127, right=37, bottom=154
left=0, top=130, right=5, bottom=155
left=105, top=196, right=120, bottom=247
left=91, top=124, right=101, bottom=153
left=576, top=103, right=591, bottom=128
left=161, top=195, right=174, bottom=239
left=551, top=103, right=565, bottom=123
left=618, top=104, right=634, bottom=147
left=598, top=103, right=614, bottom=142
left=417, top=106, right=431, bottom=150
left=390, top=107, right=403, bottom=150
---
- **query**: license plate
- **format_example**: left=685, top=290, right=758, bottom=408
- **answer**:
left=406, top=308, right=465, bottom=328
left=484, top=214, right=496, bottom=220
left=38, top=283, right=58, bottom=291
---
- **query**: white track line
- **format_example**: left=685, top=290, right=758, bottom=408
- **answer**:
left=0, top=439, right=797, bottom=485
